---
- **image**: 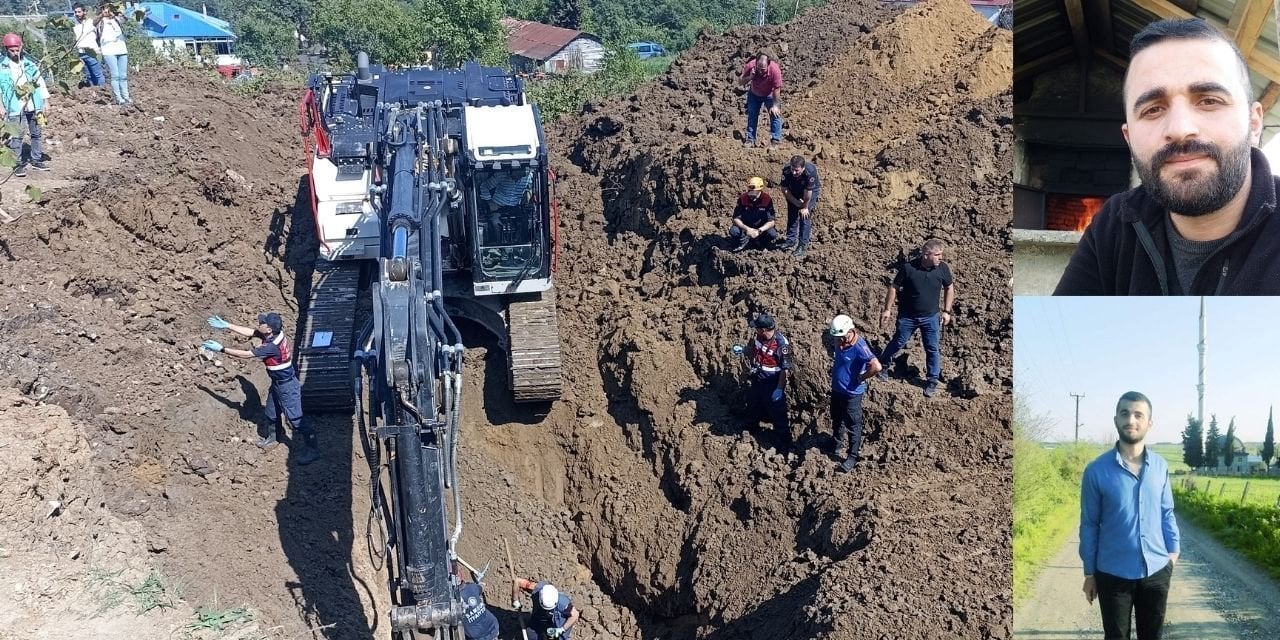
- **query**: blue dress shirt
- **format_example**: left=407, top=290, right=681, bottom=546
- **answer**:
left=1079, top=446, right=1180, bottom=579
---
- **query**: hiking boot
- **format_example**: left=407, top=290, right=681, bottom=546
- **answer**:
left=256, top=432, right=279, bottom=451
left=13, top=165, right=26, bottom=178
left=923, top=379, right=939, bottom=398
left=30, top=160, right=49, bottom=171
left=777, top=239, right=797, bottom=251
left=296, top=432, right=321, bottom=465
left=791, top=246, right=806, bottom=258
left=839, top=456, right=858, bottom=472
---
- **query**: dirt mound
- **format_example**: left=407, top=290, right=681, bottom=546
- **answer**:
left=0, top=0, right=1012, bottom=637
left=541, top=0, right=1013, bottom=636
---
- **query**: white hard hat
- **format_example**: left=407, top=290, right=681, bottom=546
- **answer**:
left=538, top=585, right=559, bottom=610
left=829, top=314, right=855, bottom=337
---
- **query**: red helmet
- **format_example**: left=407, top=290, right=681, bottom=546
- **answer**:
left=2, top=33, right=21, bottom=48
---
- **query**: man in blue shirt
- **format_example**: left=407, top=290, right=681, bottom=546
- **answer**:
left=1080, top=391, right=1179, bottom=640
left=827, top=314, right=881, bottom=472
left=458, top=570, right=500, bottom=640
left=514, top=577, right=579, bottom=639
left=477, top=169, right=534, bottom=245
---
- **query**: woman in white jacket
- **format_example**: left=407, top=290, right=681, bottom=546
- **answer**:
left=94, top=2, right=131, bottom=104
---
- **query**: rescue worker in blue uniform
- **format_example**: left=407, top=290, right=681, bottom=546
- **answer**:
left=459, top=568, right=500, bottom=640
left=828, top=314, right=881, bottom=472
left=778, top=155, right=821, bottom=258
left=727, top=176, right=781, bottom=252
left=514, top=577, right=579, bottom=640
left=733, top=312, right=793, bottom=449
left=203, top=312, right=320, bottom=465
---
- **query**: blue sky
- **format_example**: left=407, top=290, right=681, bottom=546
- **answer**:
left=1015, top=297, right=1277, bottom=444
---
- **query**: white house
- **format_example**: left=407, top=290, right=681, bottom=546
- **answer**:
left=501, top=18, right=604, bottom=74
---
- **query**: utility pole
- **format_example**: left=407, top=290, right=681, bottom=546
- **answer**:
left=1197, top=296, right=1206, bottom=428
left=1071, top=392, right=1085, bottom=442
left=756, top=0, right=767, bottom=26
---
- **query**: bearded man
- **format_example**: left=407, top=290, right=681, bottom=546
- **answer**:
left=1055, top=18, right=1280, bottom=295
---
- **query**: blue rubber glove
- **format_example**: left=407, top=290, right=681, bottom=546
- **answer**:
left=202, top=340, right=224, bottom=352
left=731, top=344, right=744, bottom=356
left=207, top=315, right=230, bottom=330
left=771, top=388, right=784, bottom=402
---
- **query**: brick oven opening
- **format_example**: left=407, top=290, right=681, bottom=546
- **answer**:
left=1044, top=194, right=1106, bottom=232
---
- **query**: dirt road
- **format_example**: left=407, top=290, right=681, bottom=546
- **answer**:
left=1013, top=520, right=1280, bottom=639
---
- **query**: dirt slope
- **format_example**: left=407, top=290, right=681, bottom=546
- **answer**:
left=0, top=0, right=1012, bottom=638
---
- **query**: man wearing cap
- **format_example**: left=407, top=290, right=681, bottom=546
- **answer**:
left=203, top=312, right=320, bottom=465
left=727, top=176, right=780, bottom=252
left=735, top=312, right=793, bottom=449
left=513, top=577, right=579, bottom=639
left=828, top=314, right=881, bottom=472
left=878, top=238, right=954, bottom=398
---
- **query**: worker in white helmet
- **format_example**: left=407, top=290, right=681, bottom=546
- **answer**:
left=828, top=314, right=881, bottom=472
left=513, top=577, right=579, bottom=639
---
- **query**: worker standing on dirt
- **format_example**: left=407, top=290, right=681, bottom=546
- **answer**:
left=878, top=238, right=954, bottom=398
left=827, top=315, right=881, bottom=473
left=72, top=4, right=105, bottom=87
left=1080, top=391, right=1179, bottom=640
left=737, top=51, right=783, bottom=148
left=459, top=569, right=500, bottom=640
left=778, top=155, right=821, bottom=258
left=513, top=578, right=580, bottom=640
left=201, top=312, right=320, bottom=465
left=727, top=176, right=780, bottom=252
left=733, top=312, right=793, bottom=450
left=0, top=33, right=50, bottom=178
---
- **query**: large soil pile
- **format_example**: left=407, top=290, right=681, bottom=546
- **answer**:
left=0, top=0, right=1011, bottom=638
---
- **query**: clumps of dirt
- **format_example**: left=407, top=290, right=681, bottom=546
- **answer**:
left=536, top=0, right=1013, bottom=636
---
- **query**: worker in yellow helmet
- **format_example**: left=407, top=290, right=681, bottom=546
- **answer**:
left=727, top=176, right=780, bottom=252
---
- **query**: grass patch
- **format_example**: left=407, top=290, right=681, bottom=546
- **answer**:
left=526, top=48, right=671, bottom=122
left=87, top=568, right=182, bottom=615
left=1177, top=475, right=1280, bottom=508
left=181, top=604, right=255, bottom=638
left=1173, top=485, right=1280, bottom=581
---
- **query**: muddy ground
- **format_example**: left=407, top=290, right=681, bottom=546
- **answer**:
left=0, top=0, right=1012, bottom=638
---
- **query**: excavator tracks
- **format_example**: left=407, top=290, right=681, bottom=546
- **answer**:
left=507, top=287, right=562, bottom=403
left=297, top=261, right=361, bottom=413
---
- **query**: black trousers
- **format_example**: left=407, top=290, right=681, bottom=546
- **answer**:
left=831, top=392, right=864, bottom=459
left=1096, top=562, right=1173, bottom=640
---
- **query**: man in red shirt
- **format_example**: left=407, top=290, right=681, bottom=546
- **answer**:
left=738, top=52, right=783, bottom=148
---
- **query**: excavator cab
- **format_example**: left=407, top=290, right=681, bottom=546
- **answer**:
left=471, top=165, right=546, bottom=283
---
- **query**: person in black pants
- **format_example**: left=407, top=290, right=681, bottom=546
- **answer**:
left=826, top=314, right=881, bottom=472
left=1080, top=391, right=1180, bottom=639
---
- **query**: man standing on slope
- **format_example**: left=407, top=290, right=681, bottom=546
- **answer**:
left=878, top=238, right=954, bottom=398
left=1080, top=391, right=1179, bottom=640
left=737, top=51, right=783, bottom=148
left=828, top=314, right=881, bottom=472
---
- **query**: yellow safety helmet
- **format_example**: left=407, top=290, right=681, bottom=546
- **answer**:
left=746, top=176, right=765, bottom=191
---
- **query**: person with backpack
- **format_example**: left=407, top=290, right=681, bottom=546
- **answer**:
left=94, top=2, right=131, bottom=105
left=0, top=33, right=50, bottom=177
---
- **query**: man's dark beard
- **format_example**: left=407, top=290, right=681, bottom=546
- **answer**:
left=1117, top=430, right=1145, bottom=445
left=1134, top=137, right=1252, bottom=217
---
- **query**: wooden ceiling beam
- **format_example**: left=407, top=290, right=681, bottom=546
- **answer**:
left=1231, top=0, right=1273, bottom=58
left=1130, top=0, right=1280, bottom=84
left=1015, top=47, right=1077, bottom=83
left=1259, top=81, right=1280, bottom=111
left=1064, top=0, right=1094, bottom=65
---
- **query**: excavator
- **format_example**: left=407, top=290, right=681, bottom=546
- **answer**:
left=296, top=54, right=562, bottom=638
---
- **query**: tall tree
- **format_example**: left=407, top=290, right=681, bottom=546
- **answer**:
left=1205, top=414, right=1221, bottom=471
left=548, top=0, right=587, bottom=29
left=420, top=0, right=507, bottom=67
left=1264, top=406, right=1276, bottom=471
left=309, top=0, right=430, bottom=67
left=233, top=7, right=297, bottom=65
left=1224, top=418, right=1237, bottom=468
left=1181, top=414, right=1203, bottom=470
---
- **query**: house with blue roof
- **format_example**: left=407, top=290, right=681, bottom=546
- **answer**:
left=136, top=2, right=241, bottom=73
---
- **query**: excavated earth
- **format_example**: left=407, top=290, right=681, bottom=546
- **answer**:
left=0, top=0, right=1011, bottom=638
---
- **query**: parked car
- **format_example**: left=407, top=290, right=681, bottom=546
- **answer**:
left=627, top=42, right=668, bottom=59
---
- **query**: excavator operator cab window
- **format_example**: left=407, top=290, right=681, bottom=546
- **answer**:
left=473, top=166, right=542, bottom=278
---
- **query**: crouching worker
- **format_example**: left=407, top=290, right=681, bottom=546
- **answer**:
left=727, top=176, right=780, bottom=252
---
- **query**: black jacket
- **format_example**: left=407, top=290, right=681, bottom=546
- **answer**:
left=1054, top=148, right=1280, bottom=295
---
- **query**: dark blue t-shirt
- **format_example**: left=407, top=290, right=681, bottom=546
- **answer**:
left=459, top=583, right=499, bottom=640
left=831, top=336, right=875, bottom=396
left=250, top=332, right=296, bottom=383
left=780, top=162, right=821, bottom=206
left=528, top=582, right=574, bottom=638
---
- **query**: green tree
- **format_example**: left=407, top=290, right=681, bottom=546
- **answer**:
left=1180, top=414, right=1203, bottom=470
left=420, top=0, right=507, bottom=67
left=1205, top=415, right=1221, bottom=471
left=308, top=0, right=429, bottom=67
left=233, top=7, right=297, bottom=66
left=1263, top=406, right=1276, bottom=470
left=1224, top=418, right=1237, bottom=468
left=549, top=0, right=588, bottom=29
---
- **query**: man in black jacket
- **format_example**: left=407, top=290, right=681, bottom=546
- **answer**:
left=1054, top=18, right=1279, bottom=295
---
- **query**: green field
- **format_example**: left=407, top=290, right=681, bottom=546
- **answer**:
left=1177, top=475, right=1280, bottom=508
left=1014, top=438, right=1098, bottom=605
left=1147, top=443, right=1190, bottom=473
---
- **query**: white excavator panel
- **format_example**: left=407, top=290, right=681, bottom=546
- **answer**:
left=311, top=157, right=380, bottom=260
left=463, top=104, right=540, bottom=163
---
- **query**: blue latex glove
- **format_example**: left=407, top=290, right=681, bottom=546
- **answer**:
left=771, top=388, right=784, bottom=402
left=207, top=315, right=230, bottom=330
left=547, top=628, right=564, bottom=639
left=202, top=340, right=224, bottom=352
left=731, top=344, right=744, bottom=356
